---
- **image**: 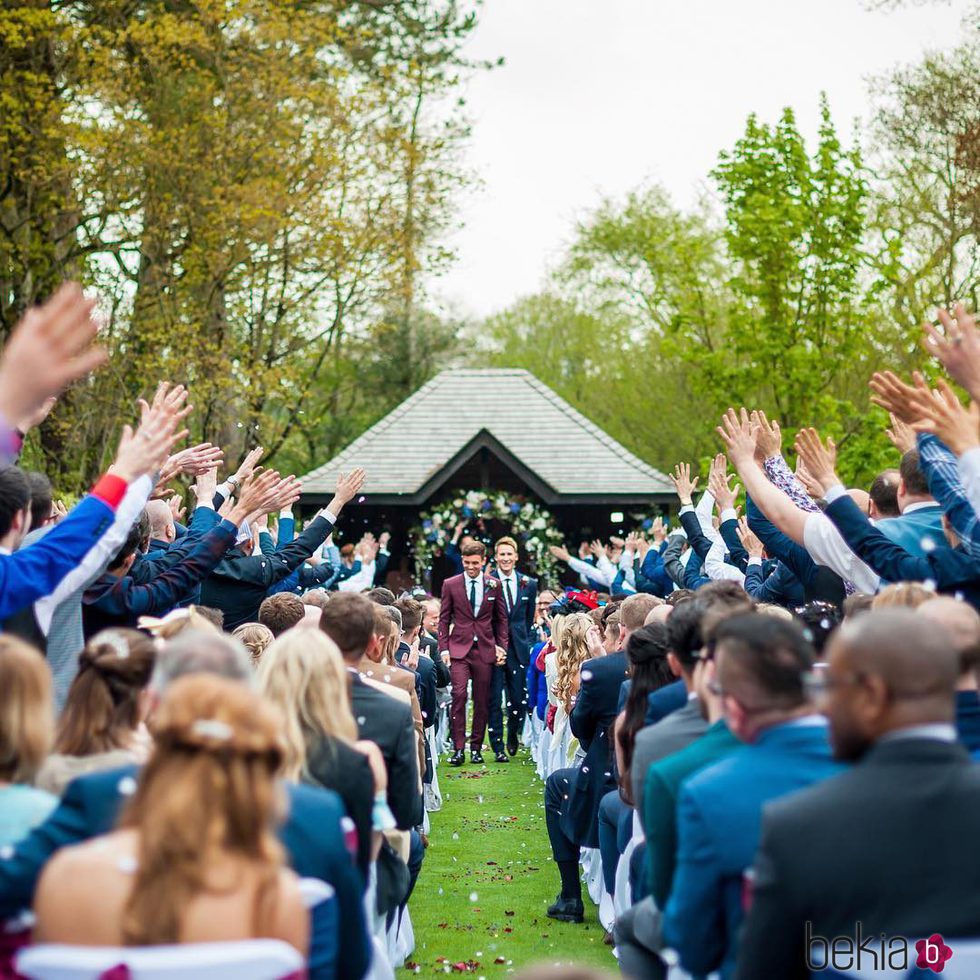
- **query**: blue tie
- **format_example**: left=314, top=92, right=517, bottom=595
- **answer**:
left=470, top=578, right=477, bottom=612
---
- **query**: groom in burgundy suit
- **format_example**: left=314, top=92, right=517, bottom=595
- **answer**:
left=438, top=540, right=510, bottom=765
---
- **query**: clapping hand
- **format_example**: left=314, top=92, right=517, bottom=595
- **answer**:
left=670, top=462, right=699, bottom=506
left=922, top=304, right=980, bottom=402
left=793, top=428, right=839, bottom=496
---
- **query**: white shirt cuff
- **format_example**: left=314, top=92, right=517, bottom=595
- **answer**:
left=822, top=484, right=848, bottom=505
left=747, top=556, right=763, bottom=567
left=679, top=504, right=695, bottom=515
left=322, top=508, right=339, bottom=524
left=720, top=507, right=738, bottom=523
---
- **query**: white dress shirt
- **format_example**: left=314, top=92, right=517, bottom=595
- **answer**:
left=497, top=570, right=518, bottom=611
left=802, top=487, right=880, bottom=594
left=464, top=571, right=484, bottom=615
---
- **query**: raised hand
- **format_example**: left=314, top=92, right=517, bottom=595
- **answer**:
left=233, top=446, right=265, bottom=485
left=109, top=386, right=191, bottom=483
left=716, top=407, right=760, bottom=468
left=869, top=371, right=929, bottom=425
left=168, top=493, right=187, bottom=525
left=793, top=428, right=839, bottom=496
left=589, top=538, right=605, bottom=559
left=265, top=475, right=302, bottom=515
left=909, top=379, right=980, bottom=456
left=708, top=465, right=741, bottom=513
left=379, top=530, right=391, bottom=549
left=167, top=442, right=225, bottom=477
left=752, top=410, right=782, bottom=461
left=548, top=544, right=571, bottom=563
left=885, top=413, right=916, bottom=454
left=650, top=516, right=667, bottom=544
left=0, top=284, right=107, bottom=431
left=736, top=518, right=764, bottom=559
left=670, top=462, right=699, bottom=506
left=192, top=465, right=219, bottom=507
left=795, top=458, right=824, bottom=499
left=923, top=304, right=980, bottom=401
left=231, top=469, right=282, bottom=524
left=585, top=624, right=605, bottom=659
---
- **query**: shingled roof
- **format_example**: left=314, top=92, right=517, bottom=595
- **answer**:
left=300, top=368, right=674, bottom=504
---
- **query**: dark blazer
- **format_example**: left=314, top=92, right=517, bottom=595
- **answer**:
left=437, top=572, right=510, bottom=663
left=200, top=514, right=336, bottom=629
left=736, top=737, right=980, bottom=980
left=825, top=493, right=980, bottom=606
left=396, top=641, right=438, bottom=730
left=422, top=633, right=451, bottom=687
left=490, top=569, right=537, bottom=666
left=305, top=733, right=375, bottom=879
left=665, top=721, right=843, bottom=980
left=743, top=559, right=804, bottom=607
left=563, top=651, right=629, bottom=848
left=350, top=674, right=422, bottom=830
left=956, top=689, right=980, bottom=751
left=0, top=765, right=370, bottom=980
left=645, top=678, right=688, bottom=725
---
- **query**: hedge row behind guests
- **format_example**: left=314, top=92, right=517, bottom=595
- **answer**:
left=0, top=631, right=372, bottom=980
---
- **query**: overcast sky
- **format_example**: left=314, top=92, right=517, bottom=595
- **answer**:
left=433, top=0, right=974, bottom=319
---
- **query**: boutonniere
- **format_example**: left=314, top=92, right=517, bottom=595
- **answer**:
left=486, top=577, right=499, bottom=589
left=520, top=575, right=530, bottom=588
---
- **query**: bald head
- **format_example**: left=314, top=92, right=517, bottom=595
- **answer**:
left=823, top=609, right=958, bottom=760
left=918, top=597, right=980, bottom=681
left=144, top=499, right=176, bottom=543
left=846, top=489, right=870, bottom=514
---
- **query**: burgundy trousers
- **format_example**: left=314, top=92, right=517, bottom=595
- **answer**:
left=450, top=652, right=493, bottom=750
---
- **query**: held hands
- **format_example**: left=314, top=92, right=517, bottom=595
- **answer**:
left=670, top=462, right=699, bottom=506
left=495, top=645, right=507, bottom=666
left=793, top=428, right=839, bottom=496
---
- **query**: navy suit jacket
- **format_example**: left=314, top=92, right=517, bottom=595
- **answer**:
left=644, top=677, right=688, bottom=725
left=564, top=651, right=629, bottom=847
left=490, top=569, right=537, bottom=666
left=663, top=721, right=844, bottom=980
left=0, top=765, right=370, bottom=980
left=825, top=494, right=980, bottom=607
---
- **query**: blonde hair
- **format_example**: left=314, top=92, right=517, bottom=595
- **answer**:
left=872, top=582, right=935, bottom=610
left=553, top=612, right=593, bottom=712
left=756, top=603, right=794, bottom=622
left=255, top=629, right=357, bottom=779
left=138, top=606, right=221, bottom=640
left=0, top=637, right=53, bottom=782
left=120, top=675, right=286, bottom=945
left=232, top=623, right=275, bottom=666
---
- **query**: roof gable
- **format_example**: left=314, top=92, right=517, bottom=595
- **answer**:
left=299, top=368, right=674, bottom=502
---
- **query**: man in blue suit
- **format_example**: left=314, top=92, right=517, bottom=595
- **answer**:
left=663, top=613, right=845, bottom=980
left=873, top=448, right=945, bottom=557
left=488, top=536, right=538, bottom=759
left=0, top=631, right=371, bottom=980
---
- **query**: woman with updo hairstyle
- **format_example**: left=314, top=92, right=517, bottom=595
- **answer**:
left=37, top=629, right=156, bottom=795
left=614, top=621, right=674, bottom=805
left=32, top=674, right=308, bottom=955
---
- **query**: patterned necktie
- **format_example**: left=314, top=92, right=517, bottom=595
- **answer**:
left=505, top=579, right=514, bottom=613
left=470, top=577, right=477, bottom=613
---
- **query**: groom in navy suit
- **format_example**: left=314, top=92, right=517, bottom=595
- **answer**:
left=488, top=535, right=538, bottom=759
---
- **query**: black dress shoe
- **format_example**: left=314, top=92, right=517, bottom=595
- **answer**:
left=547, top=895, right=584, bottom=923
left=449, top=749, right=466, bottom=766
left=470, top=749, right=485, bottom=764
left=494, top=750, right=509, bottom=763
left=507, top=732, right=519, bottom=756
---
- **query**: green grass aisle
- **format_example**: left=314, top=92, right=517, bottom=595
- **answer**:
left=399, top=750, right=616, bottom=976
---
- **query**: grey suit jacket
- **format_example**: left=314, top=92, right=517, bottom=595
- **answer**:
left=631, top=695, right=708, bottom=822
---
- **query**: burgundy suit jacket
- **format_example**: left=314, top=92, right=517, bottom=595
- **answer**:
left=438, top=572, right=510, bottom=664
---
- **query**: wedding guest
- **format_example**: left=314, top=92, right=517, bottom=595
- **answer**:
left=232, top=622, right=275, bottom=665
left=32, top=675, right=309, bottom=956
left=0, top=638, right=57, bottom=844
left=37, top=629, right=155, bottom=796
left=546, top=612, right=595, bottom=773
left=736, top=610, right=980, bottom=980
left=258, top=591, right=306, bottom=636
left=663, top=613, right=844, bottom=979
left=256, top=629, right=382, bottom=876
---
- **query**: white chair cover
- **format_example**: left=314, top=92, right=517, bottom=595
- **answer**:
left=536, top=726, right=552, bottom=779
left=424, top=726, right=443, bottom=812
left=17, top=940, right=304, bottom=980
left=364, top=937, right=396, bottom=980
